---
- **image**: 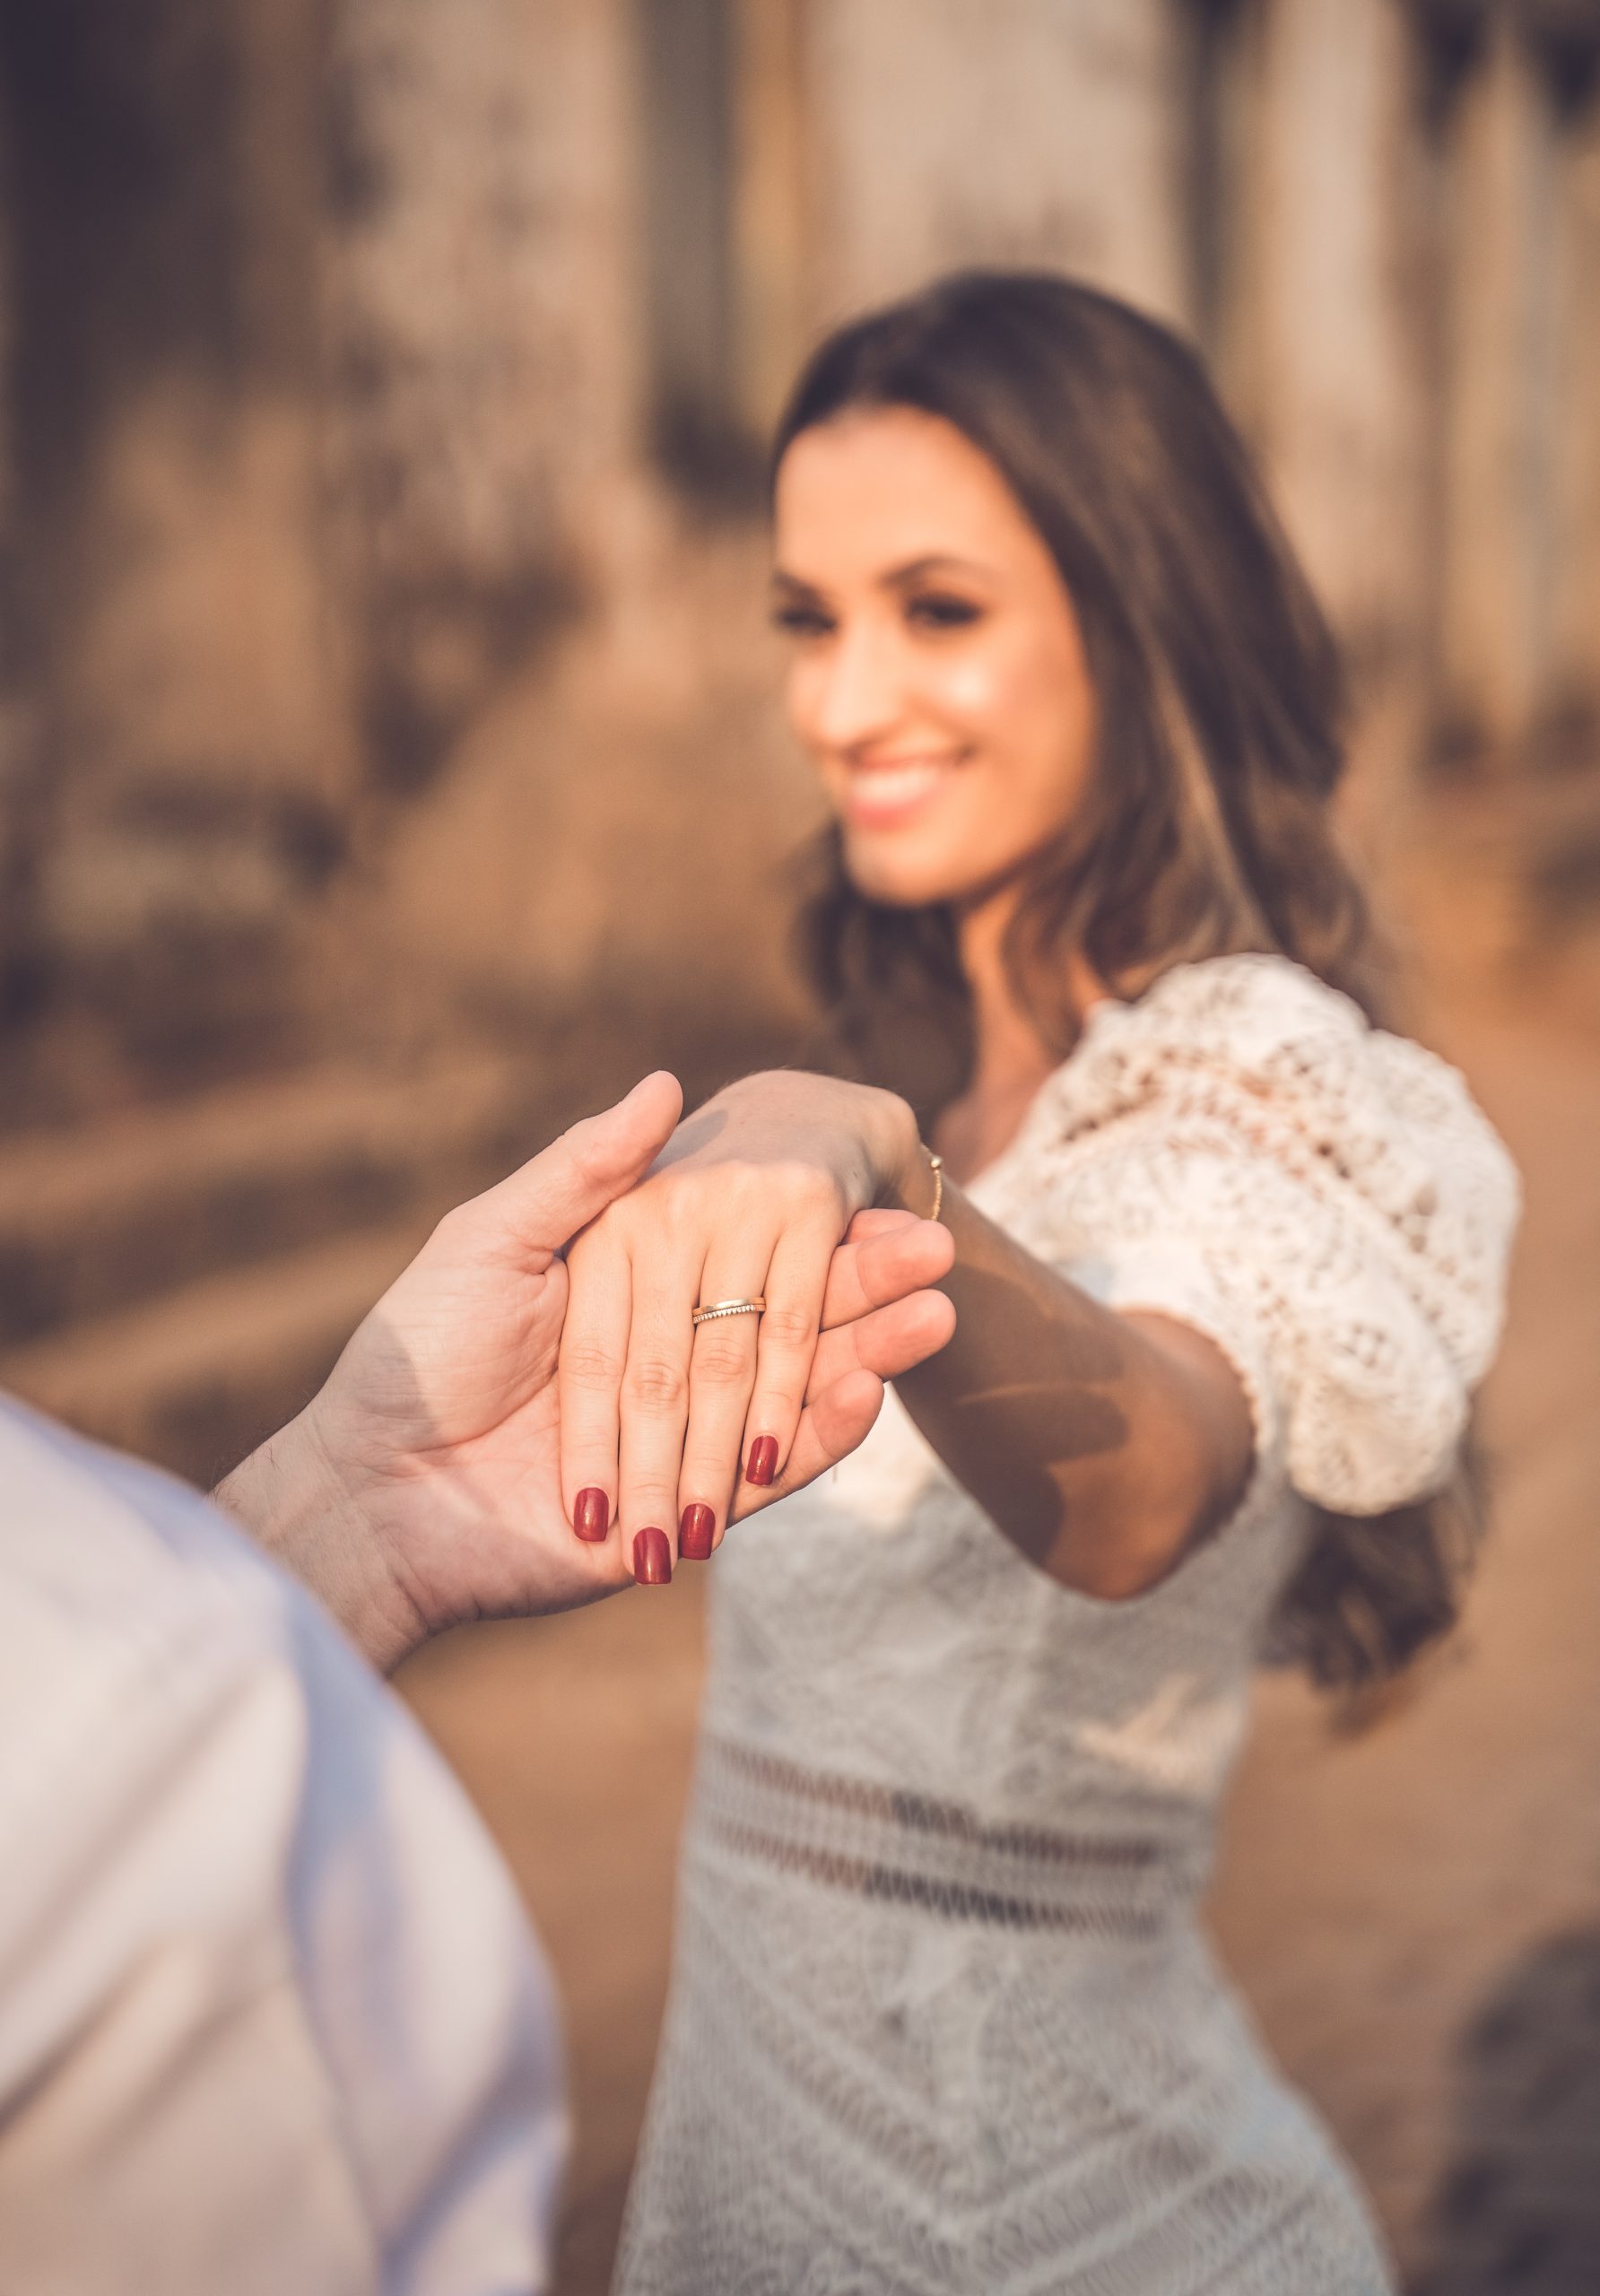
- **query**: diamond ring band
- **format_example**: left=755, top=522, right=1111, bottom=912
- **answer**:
left=691, top=1296, right=768, bottom=1328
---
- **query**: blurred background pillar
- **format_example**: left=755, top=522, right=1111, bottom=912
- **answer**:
left=1241, top=0, right=1428, bottom=804
left=2, top=1, right=362, bottom=1108
left=728, top=0, right=813, bottom=439
left=1431, top=5, right=1561, bottom=775
left=322, top=0, right=621, bottom=815
left=809, top=0, right=1190, bottom=328
left=1544, top=21, right=1600, bottom=770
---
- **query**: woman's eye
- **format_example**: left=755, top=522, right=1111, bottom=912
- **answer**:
left=906, top=593, right=982, bottom=631
left=771, top=603, right=834, bottom=639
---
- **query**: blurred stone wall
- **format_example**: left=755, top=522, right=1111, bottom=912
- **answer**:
left=0, top=0, right=1596, bottom=1474
left=0, top=0, right=821, bottom=1133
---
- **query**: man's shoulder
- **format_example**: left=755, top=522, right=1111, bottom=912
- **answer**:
left=0, top=1395, right=300, bottom=1678
left=0, top=1396, right=441, bottom=2003
left=0, top=1401, right=562, bottom=2286
left=0, top=1394, right=389, bottom=1888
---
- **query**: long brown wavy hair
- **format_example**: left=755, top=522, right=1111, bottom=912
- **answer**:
left=775, top=270, right=1478, bottom=1702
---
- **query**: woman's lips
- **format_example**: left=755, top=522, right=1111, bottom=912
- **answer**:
left=839, top=757, right=958, bottom=829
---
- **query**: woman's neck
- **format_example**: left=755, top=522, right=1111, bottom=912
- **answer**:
left=962, top=900, right=1052, bottom=1090
left=932, top=891, right=1093, bottom=1184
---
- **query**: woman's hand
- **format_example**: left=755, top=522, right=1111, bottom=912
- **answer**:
left=559, top=1070, right=929, bottom=1579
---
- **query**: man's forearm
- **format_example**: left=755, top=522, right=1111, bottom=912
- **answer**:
left=215, top=1415, right=429, bottom=1674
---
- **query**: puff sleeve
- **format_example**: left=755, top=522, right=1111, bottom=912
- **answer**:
left=978, top=956, right=1520, bottom=1517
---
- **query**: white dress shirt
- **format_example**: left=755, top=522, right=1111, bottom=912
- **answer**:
left=0, top=1395, right=565, bottom=2295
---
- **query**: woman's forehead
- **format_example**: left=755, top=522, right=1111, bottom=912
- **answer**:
left=773, top=410, right=1044, bottom=584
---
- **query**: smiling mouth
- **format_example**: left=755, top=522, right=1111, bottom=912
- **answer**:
left=841, top=755, right=961, bottom=826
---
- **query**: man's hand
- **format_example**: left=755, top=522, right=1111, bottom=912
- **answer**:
left=217, top=1074, right=955, bottom=1671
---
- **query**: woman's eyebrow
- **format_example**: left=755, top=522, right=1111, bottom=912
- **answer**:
left=770, top=553, right=995, bottom=599
left=883, top=552, right=995, bottom=587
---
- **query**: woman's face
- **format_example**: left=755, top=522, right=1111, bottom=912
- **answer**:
left=772, top=406, right=1097, bottom=909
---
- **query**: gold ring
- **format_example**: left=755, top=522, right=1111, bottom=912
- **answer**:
left=691, top=1296, right=767, bottom=1327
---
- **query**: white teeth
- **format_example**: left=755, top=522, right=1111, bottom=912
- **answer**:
left=852, top=762, right=946, bottom=809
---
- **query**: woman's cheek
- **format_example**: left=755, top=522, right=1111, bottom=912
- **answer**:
left=971, top=636, right=1093, bottom=793
left=931, top=627, right=1048, bottom=746
left=932, top=650, right=1002, bottom=733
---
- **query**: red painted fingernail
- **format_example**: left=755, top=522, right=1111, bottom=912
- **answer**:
left=633, top=1526, right=672, bottom=1584
left=679, top=1503, right=715, bottom=1561
left=574, top=1488, right=610, bottom=1543
left=745, top=1436, right=778, bottom=1487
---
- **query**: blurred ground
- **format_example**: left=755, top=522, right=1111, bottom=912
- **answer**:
left=402, top=1583, right=709, bottom=2294
left=401, top=880, right=1600, bottom=2296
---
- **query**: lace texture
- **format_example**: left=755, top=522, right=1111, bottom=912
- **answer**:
left=616, top=957, right=1517, bottom=2296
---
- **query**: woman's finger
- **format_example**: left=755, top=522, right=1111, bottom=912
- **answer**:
left=683, top=1294, right=957, bottom=1556
left=726, top=1293, right=956, bottom=1533
left=616, top=1225, right=713, bottom=1583
left=739, top=1217, right=836, bottom=1497
left=674, top=1249, right=771, bottom=1561
left=558, top=1228, right=634, bottom=1548
left=729, top=1368, right=887, bottom=1523
left=820, top=1213, right=955, bottom=1329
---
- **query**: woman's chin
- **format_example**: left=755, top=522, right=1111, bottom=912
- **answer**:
left=844, top=856, right=960, bottom=909
left=841, top=836, right=987, bottom=911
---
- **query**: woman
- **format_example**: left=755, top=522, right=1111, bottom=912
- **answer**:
left=560, top=274, right=1518, bottom=2292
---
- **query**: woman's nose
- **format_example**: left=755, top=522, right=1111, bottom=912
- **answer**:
left=804, top=618, right=902, bottom=752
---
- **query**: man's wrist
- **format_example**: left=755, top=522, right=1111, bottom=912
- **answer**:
left=214, top=1411, right=430, bottom=1674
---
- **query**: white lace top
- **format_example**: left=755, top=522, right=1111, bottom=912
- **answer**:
left=616, top=956, right=1518, bottom=2296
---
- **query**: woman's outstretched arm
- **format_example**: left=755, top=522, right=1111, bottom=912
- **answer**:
left=883, top=1162, right=1255, bottom=1598
left=559, top=1070, right=1252, bottom=1600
